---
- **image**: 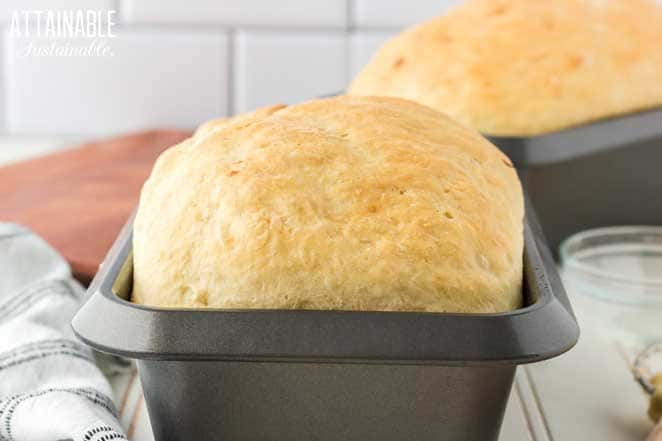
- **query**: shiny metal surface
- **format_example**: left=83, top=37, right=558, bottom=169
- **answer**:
left=73, top=199, right=578, bottom=441
left=489, top=109, right=662, bottom=255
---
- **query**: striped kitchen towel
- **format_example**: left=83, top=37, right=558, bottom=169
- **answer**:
left=108, top=368, right=153, bottom=441
left=0, top=223, right=129, bottom=441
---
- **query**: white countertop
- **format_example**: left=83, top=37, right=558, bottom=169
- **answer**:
left=0, top=135, right=85, bottom=166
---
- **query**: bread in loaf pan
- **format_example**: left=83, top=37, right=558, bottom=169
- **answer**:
left=348, top=0, right=662, bottom=136
left=132, top=96, right=523, bottom=312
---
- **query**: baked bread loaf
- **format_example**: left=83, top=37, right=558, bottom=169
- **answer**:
left=348, top=0, right=662, bottom=136
left=132, top=96, right=524, bottom=312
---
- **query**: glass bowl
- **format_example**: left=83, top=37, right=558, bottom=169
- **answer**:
left=560, top=226, right=662, bottom=347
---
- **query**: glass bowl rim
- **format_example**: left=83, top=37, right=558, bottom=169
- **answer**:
left=560, top=225, right=662, bottom=288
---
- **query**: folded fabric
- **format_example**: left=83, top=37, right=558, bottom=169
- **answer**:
left=0, top=223, right=128, bottom=441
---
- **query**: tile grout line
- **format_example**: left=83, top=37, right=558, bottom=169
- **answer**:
left=107, top=22, right=350, bottom=32
left=227, top=28, right=235, bottom=116
left=346, top=0, right=355, bottom=31
left=344, top=0, right=353, bottom=85
left=112, top=0, right=121, bottom=20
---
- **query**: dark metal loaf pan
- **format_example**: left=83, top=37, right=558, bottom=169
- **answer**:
left=488, top=108, right=662, bottom=254
left=72, top=200, right=579, bottom=441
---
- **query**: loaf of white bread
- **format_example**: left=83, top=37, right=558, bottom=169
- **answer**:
left=349, top=0, right=662, bottom=136
left=132, top=96, right=524, bottom=313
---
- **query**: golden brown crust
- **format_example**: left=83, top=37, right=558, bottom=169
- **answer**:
left=133, top=96, right=523, bottom=312
left=349, top=0, right=662, bottom=136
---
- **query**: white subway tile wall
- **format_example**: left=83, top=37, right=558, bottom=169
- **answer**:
left=235, top=31, right=346, bottom=113
left=352, top=0, right=462, bottom=27
left=0, top=0, right=453, bottom=136
left=121, top=0, right=347, bottom=28
left=348, top=30, right=398, bottom=78
left=5, top=30, right=228, bottom=134
left=0, top=0, right=115, bottom=22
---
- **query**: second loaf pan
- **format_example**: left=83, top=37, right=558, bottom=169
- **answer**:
left=488, top=108, right=662, bottom=254
left=72, top=199, right=579, bottom=441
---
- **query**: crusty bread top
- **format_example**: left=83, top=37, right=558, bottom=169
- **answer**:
left=132, top=95, right=524, bottom=313
left=349, top=0, right=662, bottom=136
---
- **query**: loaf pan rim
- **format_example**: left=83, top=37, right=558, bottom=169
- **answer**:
left=488, top=107, right=662, bottom=166
left=72, top=199, right=579, bottom=365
